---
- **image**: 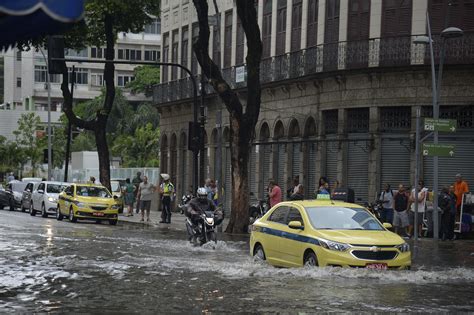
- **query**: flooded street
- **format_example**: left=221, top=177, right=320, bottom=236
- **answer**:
left=1, top=211, right=474, bottom=313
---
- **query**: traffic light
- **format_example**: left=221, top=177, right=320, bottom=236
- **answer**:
left=188, top=121, right=205, bottom=152
left=47, top=36, right=66, bottom=74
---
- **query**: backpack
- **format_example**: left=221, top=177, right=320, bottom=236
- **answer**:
left=394, top=192, right=408, bottom=212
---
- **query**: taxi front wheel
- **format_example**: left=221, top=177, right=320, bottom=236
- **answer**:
left=304, top=251, right=319, bottom=267
left=253, top=244, right=266, bottom=261
left=69, top=207, right=77, bottom=223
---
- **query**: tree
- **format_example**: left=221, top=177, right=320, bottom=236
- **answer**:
left=57, top=0, right=160, bottom=191
left=191, top=1, right=262, bottom=233
left=0, top=136, right=25, bottom=175
left=13, top=113, right=43, bottom=176
left=126, top=65, right=161, bottom=96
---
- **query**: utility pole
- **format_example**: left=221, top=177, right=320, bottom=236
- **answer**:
left=64, top=66, right=75, bottom=182
left=39, top=47, right=52, bottom=180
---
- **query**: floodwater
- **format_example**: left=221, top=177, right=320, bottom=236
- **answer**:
left=1, top=211, right=473, bottom=313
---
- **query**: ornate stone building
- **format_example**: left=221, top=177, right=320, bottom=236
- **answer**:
left=155, top=0, right=474, bottom=211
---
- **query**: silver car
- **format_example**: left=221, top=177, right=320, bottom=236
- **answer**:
left=30, top=181, right=69, bottom=217
left=20, top=182, right=40, bottom=212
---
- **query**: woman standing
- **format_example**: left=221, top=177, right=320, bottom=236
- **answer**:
left=123, top=178, right=136, bottom=217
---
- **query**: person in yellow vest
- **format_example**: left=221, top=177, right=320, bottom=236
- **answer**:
left=159, top=174, right=175, bottom=224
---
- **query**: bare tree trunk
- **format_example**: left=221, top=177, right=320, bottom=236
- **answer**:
left=192, top=0, right=262, bottom=233
left=59, top=14, right=115, bottom=192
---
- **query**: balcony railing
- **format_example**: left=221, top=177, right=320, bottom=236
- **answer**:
left=153, top=33, right=474, bottom=105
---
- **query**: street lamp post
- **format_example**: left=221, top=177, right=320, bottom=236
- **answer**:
left=39, top=48, right=52, bottom=181
left=413, top=13, right=463, bottom=240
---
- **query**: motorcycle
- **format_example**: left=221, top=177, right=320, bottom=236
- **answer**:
left=249, top=196, right=269, bottom=225
left=178, top=194, right=193, bottom=214
left=186, top=208, right=223, bottom=246
left=365, top=200, right=383, bottom=220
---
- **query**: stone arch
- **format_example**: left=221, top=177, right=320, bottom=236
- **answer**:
left=288, top=118, right=301, bottom=138
left=259, top=122, right=271, bottom=141
left=303, top=116, right=317, bottom=138
left=273, top=120, right=285, bottom=140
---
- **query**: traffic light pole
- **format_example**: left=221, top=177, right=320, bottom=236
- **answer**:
left=51, top=57, right=201, bottom=192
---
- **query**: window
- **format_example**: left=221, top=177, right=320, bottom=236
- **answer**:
left=236, top=18, right=245, bottom=65
left=144, top=18, right=161, bottom=34
left=162, top=33, right=170, bottom=81
left=224, top=10, right=233, bottom=67
left=306, top=206, right=384, bottom=230
left=306, top=0, right=319, bottom=47
left=286, top=207, right=303, bottom=224
left=347, top=0, right=370, bottom=41
left=37, top=183, right=45, bottom=192
left=16, top=77, right=21, bottom=88
left=118, top=49, right=141, bottom=60
left=68, top=67, right=88, bottom=85
left=325, top=0, right=340, bottom=43
left=16, top=50, right=22, bottom=61
left=144, top=50, right=159, bottom=61
left=65, top=48, right=88, bottom=58
left=171, top=30, right=179, bottom=80
left=91, top=73, right=104, bottom=86
left=291, top=0, right=303, bottom=51
left=268, top=206, right=288, bottom=224
left=91, top=47, right=106, bottom=59
left=262, top=0, right=272, bottom=58
left=64, top=185, right=73, bottom=195
left=276, top=0, right=287, bottom=55
left=117, top=75, right=134, bottom=87
left=182, top=26, right=189, bottom=77
left=118, top=49, right=124, bottom=60
left=34, top=65, right=60, bottom=83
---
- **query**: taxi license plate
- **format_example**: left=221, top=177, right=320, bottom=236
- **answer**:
left=93, top=212, right=104, bottom=217
left=366, top=263, right=387, bottom=270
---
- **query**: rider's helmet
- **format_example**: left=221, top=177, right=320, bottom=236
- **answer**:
left=197, top=187, right=208, bottom=201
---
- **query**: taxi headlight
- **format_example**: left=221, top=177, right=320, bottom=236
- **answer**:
left=111, top=204, right=120, bottom=210
left=74, top=201, right=86, bottom=208
left=48, top=197, right=57, bottom=203
left=396, top=242, right=410, bottom=253
left=319, top=239, right=351, bottom=252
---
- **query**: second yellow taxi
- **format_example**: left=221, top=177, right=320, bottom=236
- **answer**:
left=57, top=183, right=120, bottom=225
left=250, top=199, right=411, bottom=270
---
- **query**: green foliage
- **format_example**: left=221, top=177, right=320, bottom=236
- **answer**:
left=111, top=123, right=160, bottom=167
left=0, top=136, right=25, bottom=174
left=126, top=65, right=161, bottom=95
left=71, top=132, right=97, bottom=152
left=13, top=113, right=43, bottom=176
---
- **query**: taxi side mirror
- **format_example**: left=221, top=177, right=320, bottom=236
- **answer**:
left=288, top=221, right=304, bottom=230
left=383, top=222, right=393, bottom=229
left=113, top=195, right=118, bottom=200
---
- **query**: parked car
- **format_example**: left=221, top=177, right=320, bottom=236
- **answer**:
left=30, top=181, right=69, bottom=217
left=0, top=180, right=28, bottom=211
left=20, top=181, right=41, bottom=212
left=21, top=177, right=42, bottom=183
left=57, top=183, right=120, bottom=225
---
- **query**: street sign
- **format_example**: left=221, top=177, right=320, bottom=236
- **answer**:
left=235, top=65, right=247, bottom=83
left=422, top=143, right=455, bottom=157
left=424, top=118, right=457, bottom=132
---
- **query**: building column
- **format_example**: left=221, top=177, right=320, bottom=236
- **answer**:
left=270, top=0, right=277, bottom=57
left=301, top=0, right=309, bottom=49
left=369, top=0, right=382, bottom=67
left=409, top=106, right=421, bottom=187
left=285, top=0, right=293, bottom=53
left=231, top=7, right=237, bottom=67
left=368, top=106, right=380, bottom=202
left=338, top=0, right=349, bottom=70
left=411, top=0, right=429, bottom=65
left=337, top=108, right=347, bottom=185
left=317, top=0, right=326, bottom=45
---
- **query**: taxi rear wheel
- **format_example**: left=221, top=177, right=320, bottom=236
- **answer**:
left=303, top=250, right=319, bottom=267
left=253, top=244, right=266, bottom=261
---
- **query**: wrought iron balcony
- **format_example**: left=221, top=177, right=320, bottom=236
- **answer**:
left=153, top=32, right=474, bottom=105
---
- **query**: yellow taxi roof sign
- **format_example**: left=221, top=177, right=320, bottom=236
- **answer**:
left=316, top=194, right=331, bottom=200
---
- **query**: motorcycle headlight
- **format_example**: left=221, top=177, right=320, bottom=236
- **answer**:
left=396, top=242, right=410, bottom=253
left=48, top=197, right=57, bottom=203
left=205, top=217, right=214, bottom=225
left=318, top=239, right=351, bottom=252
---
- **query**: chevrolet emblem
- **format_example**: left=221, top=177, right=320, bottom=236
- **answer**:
left=370, top=246, right=381, bottom=252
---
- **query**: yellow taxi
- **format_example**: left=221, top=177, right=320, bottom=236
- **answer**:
left=56, top=183, right=120, bottom=225
left=250, top=198, right=411, bottom=270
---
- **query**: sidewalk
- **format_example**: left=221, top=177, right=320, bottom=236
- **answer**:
left=118, top=208, right=229, bottom=232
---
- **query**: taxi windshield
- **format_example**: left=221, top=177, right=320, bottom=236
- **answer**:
left=111, top=182, right=121, bottom=192
left=76, top=186, right=111, bottom=198
left=47, top=184, right=66, bottom=194
left=305, top=206, right=384, bottom=231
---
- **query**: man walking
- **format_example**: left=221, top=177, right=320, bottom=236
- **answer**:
left=379, top=184, right=394, bottom=224
left=159, top=174, right=175, bottom=224
left=453, top=173, right=469, bottom=211
left=393, top=184, right=410, bottom=237
left=137, top=175, right=155, bottom=222
left=132, top=172, right=142, bottom=214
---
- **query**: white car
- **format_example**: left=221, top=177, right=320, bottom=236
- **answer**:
left=30, top=181, right=69, bottom=217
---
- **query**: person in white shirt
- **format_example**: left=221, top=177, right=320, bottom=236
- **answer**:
left=408, top=180, right=428, bottom=238
left=379, top=184, right=395, bottom=224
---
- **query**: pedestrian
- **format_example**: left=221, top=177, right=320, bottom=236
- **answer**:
left=316, top=176, right=330, bottom=196
left=159, top=173, right=175, bottom=224
left=132, top=171, right=143, bottom=214
left=439, top=186, right=456, bottom=241
left=138, top=175, right=155, bottom=222
left=289, top=184, right=304, bottom=201
left=408, top=180, right=428, bottom=238
left=7, top=172, right=15, bottom=183
left=89, top=176, right=96, bottom=184
left=287, top=176, right=301, bottom=200
left=453, top=173, right=469, bottom=211
left=330, top=180, right=341, bottom=198
left=204, top=178, right=215, bottom=201
left=393, top=184, right=410, bottom=237
left=379, top=184, right=394, bottom=224
left=210, top=180, right=219, bottom=206
left=268, top=179, right=282, bottom=208
left=123, top=178, right=136, bottom=217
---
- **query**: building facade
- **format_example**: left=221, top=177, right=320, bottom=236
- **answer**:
left=155, top=0, right=474, bottom=210
left=2, top=18, right=161, bottom=140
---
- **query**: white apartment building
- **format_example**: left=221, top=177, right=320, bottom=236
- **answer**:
left=1, top=18, right=161, bottom=141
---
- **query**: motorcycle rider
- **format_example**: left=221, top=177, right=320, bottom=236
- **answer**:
left=185, top=187, right=223, bottom=236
